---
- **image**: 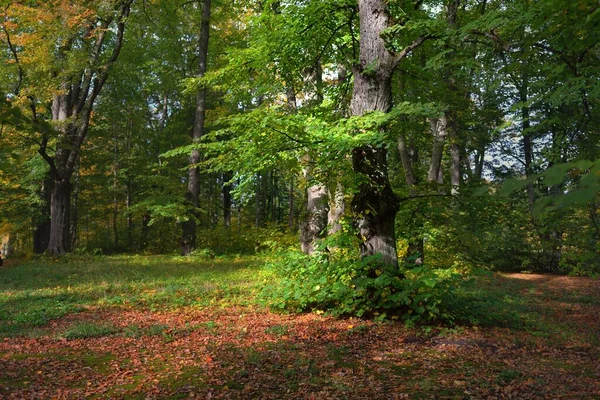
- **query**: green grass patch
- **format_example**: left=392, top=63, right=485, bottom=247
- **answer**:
left=0, top=255, right=263, bottom=337
left=61, top=321, right=119, bottom=339
left=264, top=323, right=289, bottom=337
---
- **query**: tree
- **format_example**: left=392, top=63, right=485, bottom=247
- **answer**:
left=181, top=0, right=212, bottom=256
left=2, top=0, right=134, bottom=254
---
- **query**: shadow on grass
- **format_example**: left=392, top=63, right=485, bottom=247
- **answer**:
left=447, top=272, right=600, bottom=338
left=0, top=255, right=262, bottom=337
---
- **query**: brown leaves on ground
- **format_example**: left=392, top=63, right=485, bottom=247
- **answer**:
left=1, top=273, right=599, bottom=399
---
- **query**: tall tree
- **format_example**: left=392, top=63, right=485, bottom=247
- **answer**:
left=2, top=1, right=133, bottom=254
left=181, top=0, right=211, bottom=255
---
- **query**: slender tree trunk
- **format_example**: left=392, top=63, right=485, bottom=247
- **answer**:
left=450, top=127, right=461, bottom=195
left=327, top=180, right=345, bottom=236
left=287, top=177, right=295, bottom=231
left=298, top=63, right=331, bottom=253
left=519, top=82, right=535, bottom=214
left=33, top=175, right=52, bottom=254
left=255, top=173, right=262, bottom=227
left=398, top=133, right=424, bottom=263
left=181, top=0, right=211, bottom=255
left=140, top=213, right=150, bottom=251
left=70, top=165, right=79, bottom=250
left=223, top=172, right=232, bottom=228
left=474, top=146, right=485, bottom=180
left=351, top=0, right=399, bottom=268
left=427, top=116, right=448, bottom=183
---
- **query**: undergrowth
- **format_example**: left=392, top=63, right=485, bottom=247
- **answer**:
left=260, top=248, right=462, bottom=323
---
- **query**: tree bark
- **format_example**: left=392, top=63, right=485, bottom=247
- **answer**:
left=350, top=0, right=399, bottom=268
left=181, top=0, right=211, bottom=255
left=47, top=178, right=72, bottom=254
left=300, top=179, right=328, bottom=255
left=327, top=180, right=345, bottom=236
left=427, top=116, right=448, bottom=183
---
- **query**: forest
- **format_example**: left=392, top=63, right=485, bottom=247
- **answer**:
left=0, top=0, right=599, bottom=398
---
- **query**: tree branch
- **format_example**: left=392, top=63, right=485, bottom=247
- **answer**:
left=392, top=35, right=429, bottom=69
left=2, top=6, right=24, bottom=95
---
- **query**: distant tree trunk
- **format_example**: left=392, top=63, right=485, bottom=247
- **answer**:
left=350, top=0, right=399, bottom=268
left=298, top=61, right=330, bottom=253
left=427, top=116, right=448, bottom=183
left=181, top=0, right=211, bottom=255
left=126, top=183, right=133, bottom=248
left=70, top=165, right=79, bottom=250
left=474, top=145, right=485, bottom=180
left=327, top=180, right=345, bottom=236
left=300, top=177, right=328, bottom=255
left=287, top=177, right=295, bottom=231
left=112, top=136, right=119, bottom=248
left=140, top=213, right=150, bottom=251
left=520, top=78, right=535, bottom=212
left=255, top=174, right=262, bottom=227
left=223, top=172, right=232, bottom=228
left=33, top=175, right=52, bottom=254
left=397, top=133, right=424, bottom=263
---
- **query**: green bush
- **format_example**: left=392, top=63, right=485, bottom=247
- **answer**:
left=260, top=249, right=460, bottom=322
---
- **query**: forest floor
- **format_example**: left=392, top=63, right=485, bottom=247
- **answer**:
left=0, top=255, right=599, bottom=399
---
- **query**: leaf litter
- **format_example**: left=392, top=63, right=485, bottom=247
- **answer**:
left=0, top=273, right=599, bottom=399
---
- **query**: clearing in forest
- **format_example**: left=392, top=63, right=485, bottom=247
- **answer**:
left=0, top=256, right=599, bottom=399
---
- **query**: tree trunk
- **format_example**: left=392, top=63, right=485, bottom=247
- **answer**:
left=397, top=133, right=424, bottom=264
left=47, top=178, right=72, bottom=254
left=70, top=165, right=79, bottom=250
left=300, top=181, right=328, bottom=255
left=350, top=0, right=399, bottom=268
left=287, top=177, right=295, bottom=231
left=33, top=174, right=52, bottom=254
left=427, top=116, right=448, bottom=183
left=327, top=180, right=345, bottom=236
left=223, top=172, right=232, bottom=228
left=181, top=0, right=211, bottom=255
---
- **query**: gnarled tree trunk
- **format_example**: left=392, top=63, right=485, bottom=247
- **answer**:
left=350, top=0, right=399, bottom=268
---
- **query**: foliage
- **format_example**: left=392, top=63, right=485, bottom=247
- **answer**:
left=261, top=240, right=461, bottom=322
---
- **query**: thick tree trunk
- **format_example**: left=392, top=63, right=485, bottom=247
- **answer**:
left=47, top=178, right=72, bottom=254
left=350, top=0, right=399, bottom=268
left=181, top=0, right=211, bottom=255
left=300, top=181, right=328, bottom=255
left=327, top=180, right=345, bottom=236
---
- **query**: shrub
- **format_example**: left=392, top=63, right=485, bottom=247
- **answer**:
left=260, top=249, right=460, bottom=322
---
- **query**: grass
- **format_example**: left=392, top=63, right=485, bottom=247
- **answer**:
left=62, top=321, right=119, bottom=339
left=0, top=254, right=263, bottom=337
left=1, top=255, right=598, bottom=399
